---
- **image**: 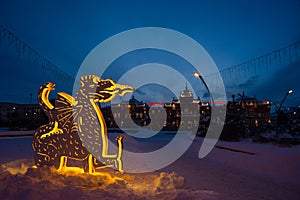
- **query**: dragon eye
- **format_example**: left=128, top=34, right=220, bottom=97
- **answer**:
left=92, top=76, right=101, bottom=84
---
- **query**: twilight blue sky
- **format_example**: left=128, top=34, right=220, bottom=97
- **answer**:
left=0, top=0, right=300, bottom=106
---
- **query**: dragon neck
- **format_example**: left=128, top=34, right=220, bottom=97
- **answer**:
left=89, top=99, right=107, bottom=132
left=41, top=88, right=54, bottom=109
left=37, top=86, right=54, bottom=120
left=75, top=92, right=107, bottom=132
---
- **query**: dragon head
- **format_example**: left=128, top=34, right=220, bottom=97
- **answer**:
left=40, top=82, right=55, bottom=91
left=80, top=75, right=134, bottom=102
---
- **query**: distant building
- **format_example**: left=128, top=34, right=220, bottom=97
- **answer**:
left=227, top=93, right=271, bottom=128
left=164, top=83, right=203, bottom=130
left=102, top=96, right=151, bottom=129
left=106, top=88, right=271, bottom=133
left=105, top=83, right=210, bottom=131
left=0, top=102, right=47, bottom=129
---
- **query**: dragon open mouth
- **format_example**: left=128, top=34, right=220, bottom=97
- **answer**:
left=46, top=82, right=55, bottom=90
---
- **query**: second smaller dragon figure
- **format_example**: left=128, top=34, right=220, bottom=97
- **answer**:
left=32, top=75, right=134, bottom=173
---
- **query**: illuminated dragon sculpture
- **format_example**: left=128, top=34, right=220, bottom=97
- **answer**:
left=32, top=75, right=134, bottom=173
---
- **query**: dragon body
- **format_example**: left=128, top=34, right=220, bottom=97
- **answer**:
left=32, top=75, right=134, bottom=173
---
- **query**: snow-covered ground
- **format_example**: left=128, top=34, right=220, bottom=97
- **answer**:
left=0, top=130, right=299, bottom=199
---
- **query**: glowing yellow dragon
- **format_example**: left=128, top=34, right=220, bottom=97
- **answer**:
left=32, top=75, right=134, bottom=173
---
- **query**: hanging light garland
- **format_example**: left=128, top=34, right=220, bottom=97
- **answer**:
left=214, top=41, right=300, bottom=86
left=0, top=25, right=74, bottom=90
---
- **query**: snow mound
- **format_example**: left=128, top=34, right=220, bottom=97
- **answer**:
left=0, top=159, right=220, bottom=200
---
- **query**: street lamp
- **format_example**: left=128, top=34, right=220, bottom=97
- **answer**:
left=276, top=89, right=293, bottom=136
left=194, top=72, right=215, bottom=106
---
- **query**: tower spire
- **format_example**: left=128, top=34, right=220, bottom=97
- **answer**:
left=180, top=81, right=193, bottom=99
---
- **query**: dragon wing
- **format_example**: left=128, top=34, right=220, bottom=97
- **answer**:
left=55, top=92, right=79, bottom=133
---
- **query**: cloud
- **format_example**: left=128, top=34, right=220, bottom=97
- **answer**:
left=238, top=75, right=261, bottom=89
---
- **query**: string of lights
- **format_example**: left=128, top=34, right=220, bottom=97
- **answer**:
left=222, top=41, right=299, bottom=78
left=206, top=41, right=300, bottom=84
left=0, top=25, right=75, bottom=89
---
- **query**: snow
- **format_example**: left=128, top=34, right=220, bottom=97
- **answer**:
left=0, top=130, right=300, bottom=199
left=210, top=140, right=300, bottom=185
left=0, top=159, right=219, bottom=200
